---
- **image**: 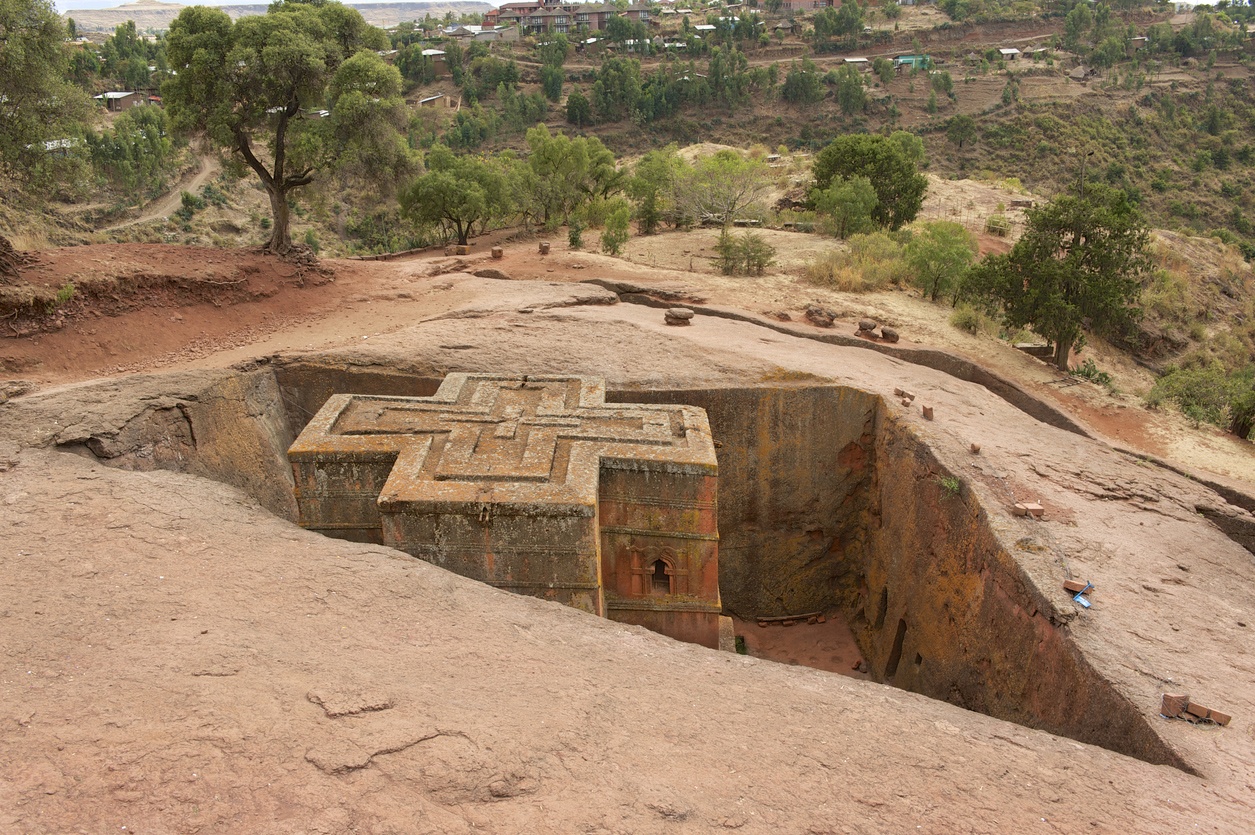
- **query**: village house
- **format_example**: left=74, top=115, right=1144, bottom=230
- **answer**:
left=421, top=48, right=449, bottom=76
left=487, top=0, right=653, bottom=35
left=443, top=24, right=518, bottom=42
left=778, top=0, right=835, bottom=9
left=94, top=91, right=145, bottom=112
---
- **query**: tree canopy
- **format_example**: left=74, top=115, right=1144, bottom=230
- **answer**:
left=629, top=145, right=686, bottom=235
left=813, top=176, right=877, bottom=239
left=672, top=150, right=771, bottom=230
left=964, top=186, right=1151, bottom=370
left=400, top=143, right=510, bottom=246
left=0, top=0, right=91, bottom=186
left=163, top=0, right=402, bottom=253
left=904, top=221, right=978, bottom=303
left=518, top=125, right=622, bottom=229
left=812, top=134, right=928, bottom=230
left=946, top=115, right=978, bottom=149
left=832, top=64, right=866, bottom=116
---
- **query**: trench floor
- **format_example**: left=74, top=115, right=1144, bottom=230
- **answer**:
left=732, top=613, right=870, bottom=680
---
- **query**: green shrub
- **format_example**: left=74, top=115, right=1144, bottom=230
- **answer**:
left=1146, top=361, right=1255, bottom=437
left=201, top=183, right=229, bottom=207
left=1070, top=357, right=1112, bottom=387
left=601, top=205, right=630, bottom=256
left=174, top=190, right=207, bottom=222
left=715, top=231, right=777, bottom=276
left=44, top=281, right=76, bottom=314
left=804, top=231, right=908, bottom=291
left=950, top=304, right=992, bottom=334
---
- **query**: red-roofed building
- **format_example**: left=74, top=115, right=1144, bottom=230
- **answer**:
left=489, top=1, right=651, bottom=34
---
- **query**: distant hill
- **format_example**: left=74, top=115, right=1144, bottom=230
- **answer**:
left=65, top=0, right=494, bottom=32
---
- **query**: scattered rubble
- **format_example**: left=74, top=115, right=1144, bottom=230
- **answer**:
left=804, top=304, right=835, bottom=328
left=1160, top=694, right=1231, bottom=726
left=1013, top=502, right=1045, bottom=518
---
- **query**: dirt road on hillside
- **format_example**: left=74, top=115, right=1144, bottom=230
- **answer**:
left=102, top=153, right=222, bottom=232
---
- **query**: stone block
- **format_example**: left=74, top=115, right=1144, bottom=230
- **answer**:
left=805, top=305, right=834, bottom=328
left=880, top=326, right=899, bottom=343
left=289, top=374, right=724, bottom=648
left=1063, top=579, right=1090, bottom=593
left=1184, top=701, right=1210, bottom=719
left=858, top=319, right=878, bottom=332
left=665, top=308, right=694, bottom=326
left=539, top=241, right=551, bottom=255
left=1160, top=693, right=1190, bottom=717
left=491, top=246, right=504, bottom=259
left=1014, top=502, right=1045, bottom=518
left=921, top=405, right=934, bottom=420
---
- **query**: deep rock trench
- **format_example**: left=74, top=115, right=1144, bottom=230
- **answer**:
left=28, top=359, right=1194, bottom=773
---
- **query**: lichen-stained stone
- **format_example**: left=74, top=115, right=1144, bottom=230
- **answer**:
left=289, top=374, right=724, bottom=647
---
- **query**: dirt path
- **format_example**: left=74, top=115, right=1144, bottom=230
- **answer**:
left=101, top=153, right=221, bottom=232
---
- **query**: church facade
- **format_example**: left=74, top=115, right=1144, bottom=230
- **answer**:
left=288, top=374, right=727, bottom=649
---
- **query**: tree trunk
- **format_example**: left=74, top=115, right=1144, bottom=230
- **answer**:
left=267, top=186, right=292, bottom=254
left=1231, top=412, right=1254, bottom=442
left=1053, top=339, right=1071, bottom=372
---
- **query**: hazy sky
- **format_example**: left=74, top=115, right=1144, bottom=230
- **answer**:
left=57, top=1, right=234, bottom=9
left=54, top=0, right=502, bottom=10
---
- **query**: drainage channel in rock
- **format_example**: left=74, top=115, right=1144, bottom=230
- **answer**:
left=33, top=360, right=1190, bottom=774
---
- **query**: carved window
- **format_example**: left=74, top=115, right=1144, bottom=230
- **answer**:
left=651, top=559, right=671, bottom=595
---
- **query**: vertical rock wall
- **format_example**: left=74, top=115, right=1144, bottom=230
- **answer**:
left=855, top=418, right=1190, bottom=770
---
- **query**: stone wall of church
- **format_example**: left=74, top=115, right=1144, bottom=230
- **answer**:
left=609, top=386, right=878, bottom=619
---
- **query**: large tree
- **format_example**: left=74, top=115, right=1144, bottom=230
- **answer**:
left=518, top=125, right=622, bottom=229
left=813, top=175, right=877, bottom=239
left=672, top=150, right=771, bottom=230
left=904, top=220, right=978, bottom=303
left=946, top=114, right=978, bottom=150
left=0, top=0, right=91, bottom=185
left=400, top=144, right=511, bottom=246
left=163, top=1, right=396, bottom=254
left=629, top=145, right=686, bottom=235
left=812, top=134, right=927, bottom=230
left=964, top=187, right=1150, bottom=371
left=832, top=64, right=866, bottom=116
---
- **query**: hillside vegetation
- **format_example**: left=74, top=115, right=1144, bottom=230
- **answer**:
left=1, top=0, right=1252, bottom=436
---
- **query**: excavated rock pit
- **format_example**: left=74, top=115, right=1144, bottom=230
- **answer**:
left=7, top=358, right=1197, bottom=773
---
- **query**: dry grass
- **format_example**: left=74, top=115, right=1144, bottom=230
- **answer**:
left=804, top=232, right=910, bottom=293
left=7, top=230, right=53, bottom=251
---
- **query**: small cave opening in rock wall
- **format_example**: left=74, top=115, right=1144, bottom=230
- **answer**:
left=60, top=361, right=1187, bottom=772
